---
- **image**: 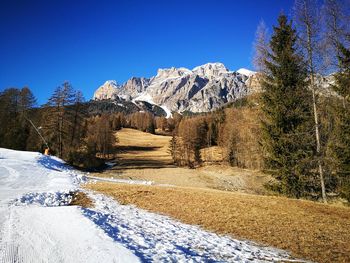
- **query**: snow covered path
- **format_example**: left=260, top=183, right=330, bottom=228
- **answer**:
left=0, top=148, right=300, bottom=262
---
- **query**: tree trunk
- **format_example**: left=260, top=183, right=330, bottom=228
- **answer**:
left=311, top=86, right=327, bottom=202
left=305, top=12, right=327, bottom=202
left=308, top=49, right=327, bottom=202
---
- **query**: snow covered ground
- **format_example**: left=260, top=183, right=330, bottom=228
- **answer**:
left=0, top=148, right=301, bottom=262
left=0, top=148, right=137, bottom=262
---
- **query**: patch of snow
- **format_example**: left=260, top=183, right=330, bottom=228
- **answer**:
left=133, top=94, right=172, bottom=118
left=14, top=191, right=74, bottom=207
left=160, top=105, right=172, bottom=118
left=133, top=92, right=155, bottom=104
left=103, top=80, right=119, bottom=87
left=236, top=68, right=256, bottom=77
left=87, top=176, right=153, bottom=185
left=118, top=94, right=131, bottom=101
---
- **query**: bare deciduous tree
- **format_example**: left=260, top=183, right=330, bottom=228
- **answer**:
left=252, top=20, right=270, bottom=74
left=321, top=0, right=349, bottom=71
left=294, top=0, right=327, bottom=202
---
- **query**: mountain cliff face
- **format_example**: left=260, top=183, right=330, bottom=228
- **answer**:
left=92, top=63, right=257, bottom=114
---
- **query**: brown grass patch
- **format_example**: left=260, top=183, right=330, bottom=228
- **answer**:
left=69, top=191, right=94, bottom=208
left=96, top=128, right=271, bottom=195
left=99, top=164, right=271, bottom=194
left=86, top=182, right=350, bottom=263
left=114, top=128, right=173, bottom=169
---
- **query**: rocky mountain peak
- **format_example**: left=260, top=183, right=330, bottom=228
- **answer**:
left=93, top=80, right=120, bottom=100
left=93, top=63, right=257, bottom=114
left=192, top=62, right=229, bottom=79
left=154, top=67, right=192, bottom=83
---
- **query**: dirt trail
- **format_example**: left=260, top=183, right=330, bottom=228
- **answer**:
left=93, top=128, right=271, bottom=194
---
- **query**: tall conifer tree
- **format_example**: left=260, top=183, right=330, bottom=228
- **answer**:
left=329, top=43, right=350, bottom=201
left=261, top=14, right=315, bottom=198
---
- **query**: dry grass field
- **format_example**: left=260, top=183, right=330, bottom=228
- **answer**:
left=113, top=128, right=174, bottom=169
left=96, top=128, right=271, bottom=194
left=86, top=183, right=350, bottom=263
left=87, top=128, right=350, bottom=263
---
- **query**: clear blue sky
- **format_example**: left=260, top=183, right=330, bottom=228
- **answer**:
left=0, top=0, right=294, bottom=104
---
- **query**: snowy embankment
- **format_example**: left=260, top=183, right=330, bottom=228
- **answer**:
left=0, top=148, right=302, bottom=262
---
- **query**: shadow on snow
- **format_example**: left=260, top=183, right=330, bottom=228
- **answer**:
left=81, top=208, right=217, bottom=262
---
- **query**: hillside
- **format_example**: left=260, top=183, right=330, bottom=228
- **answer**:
left=88, top=128, right=350, bottom=263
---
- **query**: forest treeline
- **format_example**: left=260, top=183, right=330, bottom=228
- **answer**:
left=0, top=0, right=349, bottom=202
left=0, top=84, right=178, bottom=169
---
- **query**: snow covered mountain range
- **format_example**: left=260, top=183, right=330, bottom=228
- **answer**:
left=93, top=63, right=258, bottom=115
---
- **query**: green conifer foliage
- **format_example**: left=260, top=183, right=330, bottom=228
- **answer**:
left=329, top=43, right=350, bottom=201
left=261, top=15, right=315, bottom=198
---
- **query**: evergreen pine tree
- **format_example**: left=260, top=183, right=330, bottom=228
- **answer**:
left=261, top=14, right=315, bottom=198
left=329, top=43, right=350, bottom=201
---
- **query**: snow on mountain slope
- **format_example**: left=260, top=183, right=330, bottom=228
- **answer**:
left=237, top=68, right=256, bottom=77
left=160, top=105, right=172, bottom=118
left=0, top=148, right=300, bottom=262
left=133, top=92, right=155, bottom=104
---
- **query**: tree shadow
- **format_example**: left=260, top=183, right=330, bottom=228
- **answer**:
left=117, top=145, right=162, bottom=153
left=111, top=158, right=175, bottom=170
left=37, top=155, right=66, bottom=172
left=81, top=207, right=210, bottom=262
left=81, top=208, right=150, bottom=262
